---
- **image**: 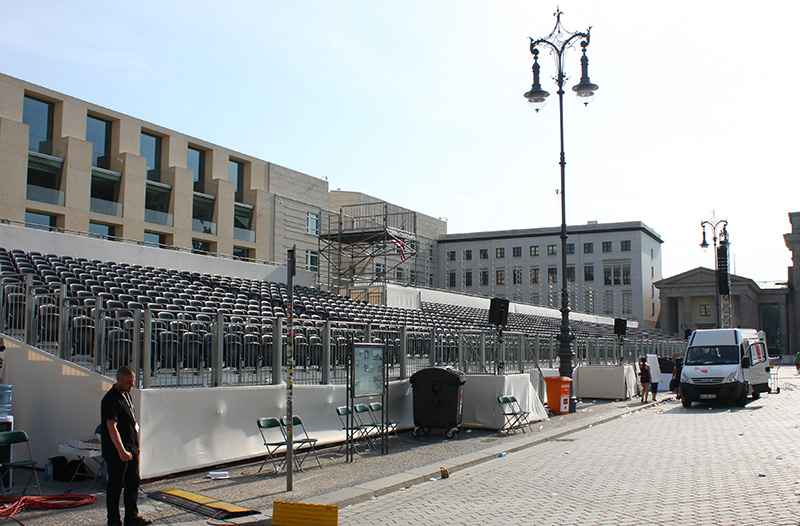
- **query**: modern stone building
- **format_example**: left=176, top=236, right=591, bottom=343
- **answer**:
left=0, top=72, right=326, bottom=272
left=436, top=221, right=664, bottom=327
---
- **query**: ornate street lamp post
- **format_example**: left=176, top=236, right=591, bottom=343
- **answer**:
left=525, top=9, right=598, bottom=413
left=700, top=215, right=730, bottom=328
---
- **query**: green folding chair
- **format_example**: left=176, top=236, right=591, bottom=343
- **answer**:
left=280, top=415, right=322, bottom=471
left=0, top=430, right=42, bottom=496
left=368, top=402, right=402, bottom=444
left=256, top=417, right=286, bottom=474
left=498, top=395, right=532, bottom=434
left=336, top=406, right=375, bottom=453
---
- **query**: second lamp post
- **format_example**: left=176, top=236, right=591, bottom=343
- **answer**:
left=525, top=9, right=598, bottom=413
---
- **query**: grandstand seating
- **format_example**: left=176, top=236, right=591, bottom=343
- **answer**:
left=0, top=246, right=678, bottom=386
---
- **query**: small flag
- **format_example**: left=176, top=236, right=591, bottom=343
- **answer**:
left=392, top=239, right=407, bottom=262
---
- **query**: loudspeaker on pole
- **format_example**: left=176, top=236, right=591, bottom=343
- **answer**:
left=614, top=318, right=627, bottom=337
left=488, top=298, right=510, bottom=327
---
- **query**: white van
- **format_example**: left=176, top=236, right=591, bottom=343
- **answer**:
left=680, top=328, right=771, bottom=408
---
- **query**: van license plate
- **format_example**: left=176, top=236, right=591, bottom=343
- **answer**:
left=699, top=394, right=716, bottom=399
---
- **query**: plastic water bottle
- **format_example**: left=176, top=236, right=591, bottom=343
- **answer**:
left=44, top=458, right=54, bottom=482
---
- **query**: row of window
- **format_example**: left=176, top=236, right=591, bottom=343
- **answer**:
left=22, top=94, right=268, bottom=242
left=456, top=286, right=635, bottom=316
left=446, top=240, right=632, bottom=262
left=23, top=95, right=249, bottom=199
left=446, top=262, right=632, bottom=288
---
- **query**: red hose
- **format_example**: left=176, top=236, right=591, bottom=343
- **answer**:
left=0, top=494, right=97, bottom=519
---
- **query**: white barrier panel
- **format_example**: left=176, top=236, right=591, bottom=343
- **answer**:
left=3, top=339, right=552, bottom=478
left=462, top=374, right=548, bottom=428
left=140, top=381, right=414, bottom=478
left=0, top=337, right=417, bottom=478
left=573, top=364, right=637, bottom=400
left=0, top=338, right=113, bottom=470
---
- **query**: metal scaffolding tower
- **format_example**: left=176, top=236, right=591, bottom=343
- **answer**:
left=319, top=201, right=420, bottom=302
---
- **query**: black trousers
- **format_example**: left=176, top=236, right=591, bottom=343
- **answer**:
left=105, top=449, right=140, bottom=525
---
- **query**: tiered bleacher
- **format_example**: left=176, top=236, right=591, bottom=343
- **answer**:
left=1, top=247, right=682, bottom=388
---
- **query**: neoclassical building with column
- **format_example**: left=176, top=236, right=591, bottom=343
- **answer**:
left=655, top=212, right=799, bottom=360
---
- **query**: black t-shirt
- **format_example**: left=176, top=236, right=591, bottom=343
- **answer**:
left=100, top=386, right=139, bottom=457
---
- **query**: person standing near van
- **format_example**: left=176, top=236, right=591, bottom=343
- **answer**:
left=671, top=356, right=683, bottom=399
left=638, top=357, right=652, bottom=403
left=795, top=350, right=800, bottom=373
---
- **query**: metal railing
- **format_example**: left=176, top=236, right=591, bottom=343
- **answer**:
left=0, top=274, right=686, bottom=395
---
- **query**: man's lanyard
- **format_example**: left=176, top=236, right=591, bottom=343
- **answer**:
left=122, top=391, right=140, bottom=433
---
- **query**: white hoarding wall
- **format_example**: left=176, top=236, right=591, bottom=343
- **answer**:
left=2, top=336, right=546, bottom=478
left=0, top=337, right=414, bottom=478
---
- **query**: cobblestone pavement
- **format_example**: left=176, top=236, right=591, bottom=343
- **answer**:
left=338, top=368, right=800, bottom=526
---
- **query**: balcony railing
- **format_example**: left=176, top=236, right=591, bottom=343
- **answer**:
left=26, top=184, right=64, bottom=206
left=192, top=219, right=217, bottom=235
left=233, top=227, right=255, bottom=243
left=90, top=198, right=123, bottom=217
left=144, top=209, right=173, bottom=227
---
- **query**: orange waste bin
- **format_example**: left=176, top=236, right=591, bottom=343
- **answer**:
left=544, top=376, right=572, bottom=415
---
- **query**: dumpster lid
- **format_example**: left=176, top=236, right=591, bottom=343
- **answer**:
left=410, top=367, right=467, bottom=385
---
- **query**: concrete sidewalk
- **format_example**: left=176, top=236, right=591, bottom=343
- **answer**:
left=10, top=389, right=673, bottom=526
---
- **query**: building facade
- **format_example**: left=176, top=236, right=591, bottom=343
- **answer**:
left=0, top=72, right=671, bottom=328
left=436, top=221, right=663, bottom=327
left=655, top=210, right=800, bottom=358
left=0, top=73, right=326, bottom=271
left=655, top=268, right=789, bottom=356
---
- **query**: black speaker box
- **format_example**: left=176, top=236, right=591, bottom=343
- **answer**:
left=488, top=298, right=510, bottom=326
left=614, top=318, right=627, bottom=336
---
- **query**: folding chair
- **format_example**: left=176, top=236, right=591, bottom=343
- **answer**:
left=507, top=396, right=533, bottom=432
left=256, top=417, right=287, bottom=474
left=280, top=415, right=322, bottom=471
left=368, top=402, right=402, bottom=445
left=335, top=406, right=375, bottom=453
left=498, top=395, right=533, bottom=434
left=0, top=430, right=42, bottom=496
left=353, top=403, right=382, bottom=440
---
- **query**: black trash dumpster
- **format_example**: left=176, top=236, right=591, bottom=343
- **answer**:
left=410, top=367, right=467, bottom=439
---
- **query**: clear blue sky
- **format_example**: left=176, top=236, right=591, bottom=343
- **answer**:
left=2, top=1, right=798, bottom=282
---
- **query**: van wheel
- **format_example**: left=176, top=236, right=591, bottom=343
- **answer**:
left=751, top=391, right=760, bottom=400
left=682, top=398, right=692, bottom=408
left=735, top=383, right=750, bottom=406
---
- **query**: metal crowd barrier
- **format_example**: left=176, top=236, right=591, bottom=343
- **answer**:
left=0, top=275, right=686, bottom=391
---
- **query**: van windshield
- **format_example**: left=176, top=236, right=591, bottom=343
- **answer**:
left=685, top=345, right=740, bottom=365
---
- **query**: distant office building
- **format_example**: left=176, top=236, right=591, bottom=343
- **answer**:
left=437, top=222, right=663, bottom=327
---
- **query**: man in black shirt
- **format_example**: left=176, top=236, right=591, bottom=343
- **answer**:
left=101, top=366, right=151, bottom=526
